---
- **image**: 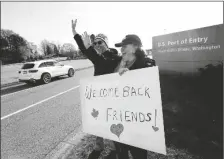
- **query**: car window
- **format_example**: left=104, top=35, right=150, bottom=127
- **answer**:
left=54, top=61, right=59, bottom=66
left=58, top=62, right=64, bottom=65
left=21, top=63, right=35, bottom=69
left=46, top=62, right=54, bottom=67
left=39, top=62, right=47, bottom=68
left=54, top=61, right=63, bottom=66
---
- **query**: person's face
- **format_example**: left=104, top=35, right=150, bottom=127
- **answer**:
left=93, top=39, right=108, bottom=55
left=121, top=44, right=137, bottom=61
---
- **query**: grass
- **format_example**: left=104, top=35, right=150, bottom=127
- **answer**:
left=160, top=63, right=223, bottom=159
left=66, top=63, right=223, bottom=159
left=66, top=134, right=202, bottom=159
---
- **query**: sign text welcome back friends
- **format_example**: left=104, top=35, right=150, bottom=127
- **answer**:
left=80, top=67, right=167, bottom=155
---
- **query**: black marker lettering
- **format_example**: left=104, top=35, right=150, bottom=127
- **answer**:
left=100, top=89, right=104, bottom=97
left=107, top=108, right=112, bottom=121
left=139, top=112, right=145, bottom=122
left=131, top=87, right=137, bottom=96
left=138, top=87, right=143, bottom=96
left=85, top=86, right=92, bottom=99
left=103, top=89, right=107, bottom=97
left=108, top=88, right=113, bottom=96
left=125, top=111, right=131, bottom=122
left=146, top=113, right=152, bottom=121
left=145, top=87, right=150, bottom=98
left=115, top=87, right=119, bottom=97
left=131, top=112, right=138, bottom=122
left=123, top=86, right=130, bottom=97
left=120, top=110, right=123, bottom=122
left=113, top=110, right=117, bottom=120
left=92, top=89, right=96, bottom=98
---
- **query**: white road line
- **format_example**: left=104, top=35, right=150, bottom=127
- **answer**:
left=1, top=77, right=74, bottom=98
left=1, top=85, right=80, bottom=120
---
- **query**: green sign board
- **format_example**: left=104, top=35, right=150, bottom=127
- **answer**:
left=152, top=24, right=223, bottom=75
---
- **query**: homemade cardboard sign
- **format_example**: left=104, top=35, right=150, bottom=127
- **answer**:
left=79, top=66, right=166, bottom=155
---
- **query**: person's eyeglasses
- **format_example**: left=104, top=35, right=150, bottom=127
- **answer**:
left=93, top=41, right=103, bottom=46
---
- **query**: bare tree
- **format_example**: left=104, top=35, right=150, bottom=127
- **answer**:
left=39, top=39, right=49, bottom=56
left=60, top=43, right=77, bottom=59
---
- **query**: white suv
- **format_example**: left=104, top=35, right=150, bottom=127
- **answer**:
left=18, top=60, right=75, bottom=84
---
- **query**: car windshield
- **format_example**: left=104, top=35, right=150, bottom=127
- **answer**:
left=55, top=61, right=63, bottom=66
left=21, top=63, right=35, bottom=69
left=39, top=62, right=47, bottom=68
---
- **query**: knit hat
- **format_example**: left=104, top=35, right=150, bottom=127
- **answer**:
left=95, top=33, right=109, bottom=48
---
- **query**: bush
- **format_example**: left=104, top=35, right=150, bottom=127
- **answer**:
left=160, top=62, right=223, bottom=158
left=194, top=62, right=223, bottom=141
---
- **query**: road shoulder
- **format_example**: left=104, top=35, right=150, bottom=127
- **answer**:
left=44, top=126, right=88, bottom=159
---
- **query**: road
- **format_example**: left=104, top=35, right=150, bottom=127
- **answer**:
left=1, top=59, right=92, bottom=85
left=1, top=67, right=94, bottom=159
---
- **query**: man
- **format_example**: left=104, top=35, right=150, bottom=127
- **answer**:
left=72, top=19, right=120, bottom=159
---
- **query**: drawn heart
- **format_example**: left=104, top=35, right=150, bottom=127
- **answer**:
left=110, top=123, right=124, bottom=138
left=91, top=108, right=99, bottom=119
left=152, top=126, right=159, bottom=132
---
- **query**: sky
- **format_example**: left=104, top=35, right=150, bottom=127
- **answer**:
left=1, top=2, right=223, bottom=52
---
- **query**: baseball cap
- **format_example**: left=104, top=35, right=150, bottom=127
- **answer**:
left=115, top=34, right=142, bottom=47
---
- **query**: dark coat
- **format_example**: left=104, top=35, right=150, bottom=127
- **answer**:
left=74, top=34, right=121, bottom=76
left=74, top=34, right=155, bottom=76
left=74, top=34, right=156, bottom=158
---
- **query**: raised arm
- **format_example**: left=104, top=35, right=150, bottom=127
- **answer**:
left=72, top=19, right=103, bottom=64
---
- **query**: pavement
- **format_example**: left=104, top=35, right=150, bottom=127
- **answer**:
left=1, top=60, right=94, bottom=159
left=44, top=127, right=88, bottom=159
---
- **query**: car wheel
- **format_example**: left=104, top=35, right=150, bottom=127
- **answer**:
left=68, top=68, right=75, bottom=77
left=41, top=73, right=51, bottom=84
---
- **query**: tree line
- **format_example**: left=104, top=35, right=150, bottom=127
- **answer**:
left=0, top=29, right=86, bottom=64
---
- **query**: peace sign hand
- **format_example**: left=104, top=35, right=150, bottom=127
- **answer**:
left=82, top=32, right=91, bottom=49
left=72, top=19, right=77, bottom=36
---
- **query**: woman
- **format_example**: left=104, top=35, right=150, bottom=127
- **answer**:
left=81, top=32, right=152, bottom=159
left=113, top=34, right=149, bottom=74
left=113, top=34, right=149, bottom=159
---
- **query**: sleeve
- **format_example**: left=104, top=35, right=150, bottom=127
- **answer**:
left=145, top=57, right=156, bottom=67
left=74, top=34, right=103, bottom=64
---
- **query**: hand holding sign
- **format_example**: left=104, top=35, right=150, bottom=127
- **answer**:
left=119, top=68, right=129, bottom=76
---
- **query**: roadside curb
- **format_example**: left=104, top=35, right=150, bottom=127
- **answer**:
left=44, top=126, right=88, bottom=159
left=75, top=65, right=93, bottom=72
left=1, top=66, right=93, bottom=89
left=1, top=81, right=22, bottom=88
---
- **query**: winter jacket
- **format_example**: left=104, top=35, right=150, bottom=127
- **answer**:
left=74, top=34, right=121, bottom=76
left=74, top=34, right=156, bottom=76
